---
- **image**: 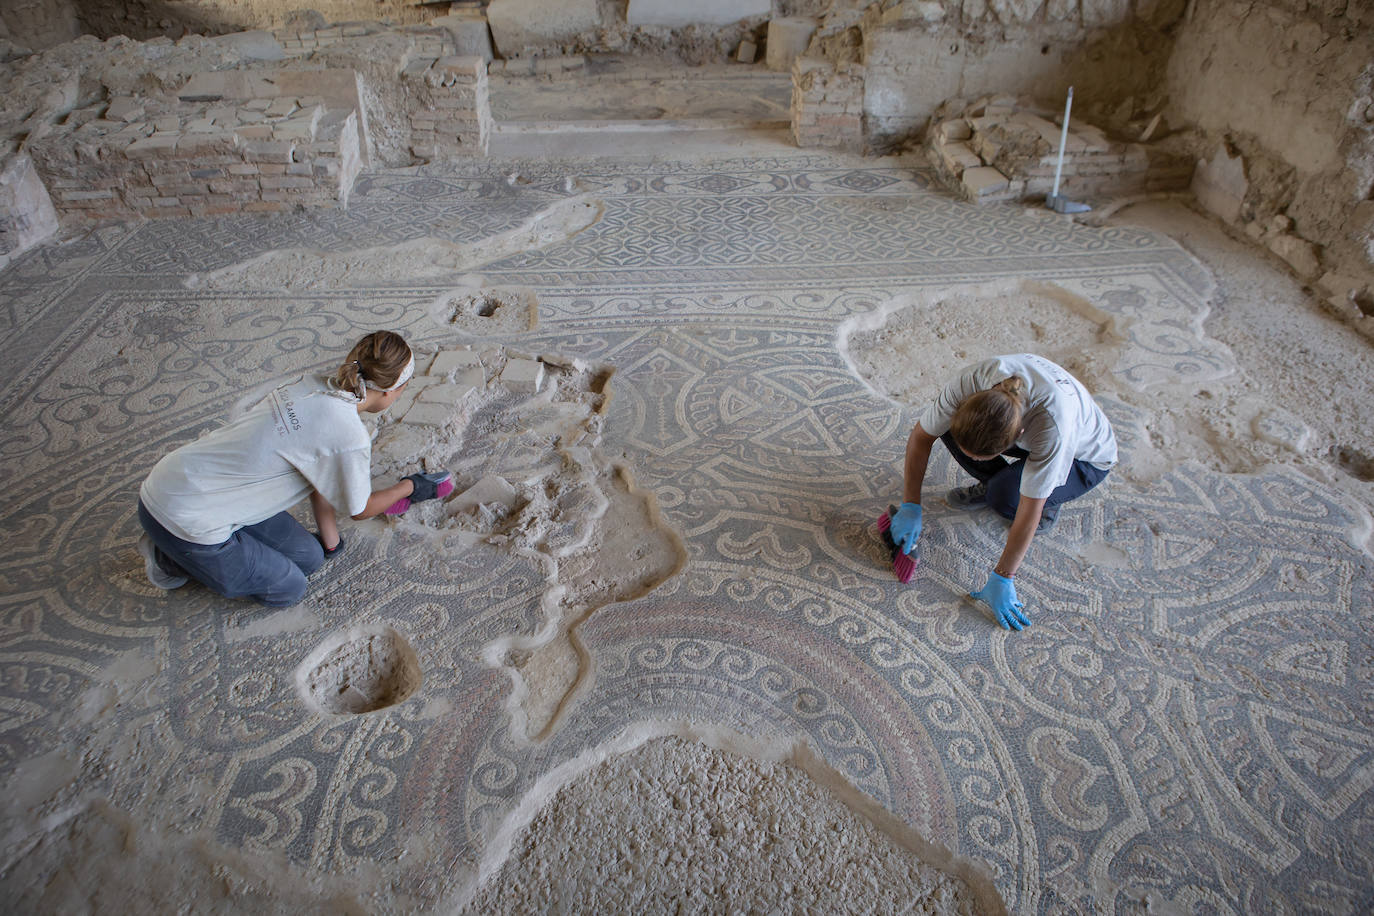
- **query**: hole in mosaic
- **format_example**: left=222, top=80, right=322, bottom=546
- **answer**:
left=297, top=624, right=422, bottom=715
left=1331, top=445, right=1374, bottom=482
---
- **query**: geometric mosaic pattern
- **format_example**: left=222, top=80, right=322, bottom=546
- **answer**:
left=1, top=153, right=1370, bottom=912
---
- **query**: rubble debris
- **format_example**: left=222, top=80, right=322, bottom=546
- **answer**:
left=924, top=95, right=1193, bottom=206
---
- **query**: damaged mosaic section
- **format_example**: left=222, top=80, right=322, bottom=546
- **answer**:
left=840, top=277, right=1374, bottom=520
left=367, top=342, right=684, bottom=740
left=184, top=193, right=603, bottom=289
left=458, top=731, right=1005, bottom=915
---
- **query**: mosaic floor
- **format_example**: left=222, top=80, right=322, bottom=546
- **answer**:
left=2, top=151, right=1371, bottom=913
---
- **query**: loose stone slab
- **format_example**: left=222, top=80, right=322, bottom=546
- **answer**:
left=488, top=0, right=599, bottom=56
left=962, top=166, right=1010, bottom=197
left=430, top=349, right=484, bottom=376
left=628, top=0, right=769, bottom=27
left=501, top=358, right=545, bottom=395
left=448, top=475, right=520, bottom=515
left=401, top=402, right=455, bottom=428
left=766, top=18, right=816, bottom=72
left=418, top=369, right=484, bottom=405
left=1192, top=145, right=1247, bottom=224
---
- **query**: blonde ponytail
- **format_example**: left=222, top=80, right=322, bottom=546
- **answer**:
left=950, top=375, right=1026, bottom=457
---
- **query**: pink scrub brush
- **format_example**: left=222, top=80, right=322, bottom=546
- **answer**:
left=385, top=470, right=455, bottom=516
left=876, top=504, right=918, bottom=584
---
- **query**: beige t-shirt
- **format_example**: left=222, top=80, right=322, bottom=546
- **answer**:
left=140, top=376, right=372, bottom=544
left=920, top=354, right=1117, bottom=499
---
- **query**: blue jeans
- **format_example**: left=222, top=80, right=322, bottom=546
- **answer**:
left=137, top=500, right=324, bottom=607
left=940, top=432, right=1110, bottom=520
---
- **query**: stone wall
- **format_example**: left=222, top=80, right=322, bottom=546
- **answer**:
left=0, top=20, right=498, bottom=246
left=787, top=0, right=1179, bottom=156
left=0, top=0, right=81, bottom=50
left=1165, top=0, right=1374, bottom=306
left=72, top=0, right=437, bottom=41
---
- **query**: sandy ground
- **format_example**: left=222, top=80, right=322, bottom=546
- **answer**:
left=1108, top=200, right=1374, bottom=496
left=460, top=734, right=997, bottom=915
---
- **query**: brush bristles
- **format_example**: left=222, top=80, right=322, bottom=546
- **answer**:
left=876, top=508, right=916, bottom=584
left=892, top=551, right=916, bottom=584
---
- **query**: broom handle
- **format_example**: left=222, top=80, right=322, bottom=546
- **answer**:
left=1052, top=87, right=1074, bottom=199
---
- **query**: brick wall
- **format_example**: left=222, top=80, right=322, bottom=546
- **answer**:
left=791, top=57, right=864, bottom=153
left=27, top=95, right=362, bottom=220
left=403, top=55, right=491, bottom=160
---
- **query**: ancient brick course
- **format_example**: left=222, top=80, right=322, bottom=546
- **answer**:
left=790, top=57, right=865, bottom=153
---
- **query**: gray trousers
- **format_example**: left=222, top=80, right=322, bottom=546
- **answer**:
left=137, top=500, right=323, bottom=606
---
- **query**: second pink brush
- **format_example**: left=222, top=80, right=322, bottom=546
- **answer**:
left=876, top=504, right=918, bottom=584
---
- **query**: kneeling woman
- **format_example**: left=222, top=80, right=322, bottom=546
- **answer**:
left=136, top=330, right=451, bottom=607
left=889, top=353, right=1117, bottom=631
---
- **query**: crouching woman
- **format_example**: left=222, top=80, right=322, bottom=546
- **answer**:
left=889, top=353, right=1117, bottom=630
left=135, top=330, right=451, bottom=607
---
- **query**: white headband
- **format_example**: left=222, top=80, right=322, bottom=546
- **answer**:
left=364, top=353, right=415, bottom=393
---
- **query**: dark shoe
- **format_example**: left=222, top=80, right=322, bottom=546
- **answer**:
left=316, top=533, right=345, bottom=558
left=137, top=534, right=187, bottom=590
left=1037, top=506, right=1060, bottom=533
left=945, top=482, right=988, bottom=510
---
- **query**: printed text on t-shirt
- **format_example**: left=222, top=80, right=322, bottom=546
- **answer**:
left=270, top=388, right=302, bottom=438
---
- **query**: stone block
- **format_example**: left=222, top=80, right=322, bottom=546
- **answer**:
left=766, top=18, right=816, bottom=72
left=431, top=15, right=494, bottom=61
left=438, top=55, right=485, bottom=81
left=418, top=369, right=484, bottom=405
left=401, top=402, right=455, bottom=428
left=736, top=39, right=757, bottom=63
left=260, top=176, right=316, bottom=191
left=106, top=97, right=143, bottom=122
left=125, top=134, right=180, bottom=159
left=939, top=141, right=983, bottom=175
left=390, top=375, right=442, bottom=416
left=178, top=71, right=278, bottom=103
left=173, top=131, right=239, bottom=156
left=962, top=166, right=1010, bottom=197
left=242, top=140, right=295, bottom=163
left=209, top=29, right=285, bottom=61
left=1268, top=233, right=1321, bottom=278
left=265, top=97, right=298, bottom=118
left=402, top=57, right=436, bottom=80
left=937, top=119, right=971, bottom=142
left=1191, top=145, right=1247, bottom=224
left=430, top=349, right=483, bottom=375
left=448, top=475, right=519, bottom=515
left=628, top=0, right=769, bottom=26
left=501, top=358, right=544, bottom=395
left=488, top=0, right=599, bottom=56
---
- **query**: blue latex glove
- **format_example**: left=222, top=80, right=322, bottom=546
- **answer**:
left=971, top=571, right=1031, bottom=630
left=890, top=502, right=923, bottom=554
